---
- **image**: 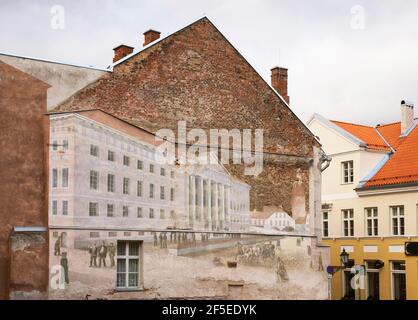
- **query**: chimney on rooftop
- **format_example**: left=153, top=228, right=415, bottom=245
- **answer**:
left=143, top=29, right=161, bottom=47
left=113, top=44, right=134, bottom=63
left=401, top=100, right=415, bottom=136
left=271, top=67, right=290, bottom=104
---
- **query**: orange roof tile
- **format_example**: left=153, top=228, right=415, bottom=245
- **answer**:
left=331, top=120, right=390, bottom=151
left=375, top=122, right=406, bottom=150
left=364, top=126, right=418, bottom=188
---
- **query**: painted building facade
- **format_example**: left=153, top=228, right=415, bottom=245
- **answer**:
left=308, top=101, right=418, bottom=300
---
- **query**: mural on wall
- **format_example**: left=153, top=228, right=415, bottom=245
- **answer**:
left=49, top=230, right=327, bottom=300
left=47, top=110, right=326, bottom=299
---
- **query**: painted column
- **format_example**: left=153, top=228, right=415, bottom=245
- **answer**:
left=207, top=179, right=212, bottom=230
left=226, top=186, right=231, bottom=230
left=214, top=182, right=219, bottom=230
left=200, top=176, right=204, bottom=226
left=220, top=184, right=225, bottom=230
left=190, top=175, right=195, bottom=227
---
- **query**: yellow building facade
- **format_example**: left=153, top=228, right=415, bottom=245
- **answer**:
left=308, top=109, right=418, bottom=300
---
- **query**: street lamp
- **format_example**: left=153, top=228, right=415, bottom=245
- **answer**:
left=340, top=249, right=349, bottom=267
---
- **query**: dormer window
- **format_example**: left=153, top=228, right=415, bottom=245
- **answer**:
left=342, top=161, right=354, bottom=184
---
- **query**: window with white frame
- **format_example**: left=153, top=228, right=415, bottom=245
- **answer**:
left=170, top=171, right=174, bottom=179
left=149, top=208, right=154, bottom=219
left=365, top=207, right=378, bottom=236
left=342, top=209, right=354, bottom=237
left=52, top=200, right=58, bottom=215
left=160, top=209, right=165, bottom=219
left=52, top=168, right=58, bottom=188
left=123, top=178, right=130, bottom=195
left=391, top=261, right=406, bottom=300
left=116, top=241, right=141, bottom=290
left=63, top=139, right=69, bottom=150
left=160, top=186, right=165, bottom=200
left=62, top=200, right=68, bottom=216
left=89, top=202, right=98, bottom=216
left=62, top=168, right=69, bottom=188
left=149, top=164, right=154, bottom=173
left=137, top=181, right=142, bottom=197
left=341, top=161, right=354, bottom=184
left=90, top=170, right=98, bottom=190
left=391, top=206, right=405, bottom=236
left=108, top=150, right=115, bottom=162
left=322, top=212, right=329, bottom=237
left=123, top=155, right=130, bottom=167
left=107, top=204, right=114, bottom=217
left=137, top=207, right=142, bottom=218
left=149, top=183, right=154, bottom=199
left=52, top=140, right=58, bottom=151
left=107, top=174, right=115, bottom=192
left=123, top=206, right=129, bottom=218
left=170, top=188, right=174, bottom=202
left=90, top=144, right=99, bottom=157
left=170, top=210, right=175, bottom=219
left=160, top=167, right=165, bottom=176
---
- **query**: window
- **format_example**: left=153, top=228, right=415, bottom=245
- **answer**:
left=52, top=168, right=58, bottom=188
left=149, top=164, right=154, bottom=173
left=89, top=202, right=98, bottom=216
left=62, top=200, right=68, bottom=216
left=62, top=168, right=69, bottom=188
left=116, top=241, right=141, bottom=290
left=63, top=140, right=69, bottom=150
left=160, top=167, right=165, bottom=176
left=170, top=171, right=174, bottom=179
left=365, top=261, right=380, bottom=300
left=137, top=181, right=143, bottom=197
left=170, top=188, right=174, bottom=202
left=342, top=161, right=354, bottom=184
left=52, top=200, right=58, bottom=215
left=391, top=261, right=406, bottom=300
left=90, top=170, right=99, bottom=190
left=109, top=232, right=117, bottom=237
left=342, top=209, right=354, bottom=237
left=170, top=210, right=175, bottom=219
left=52, top=140, right=58, bottom=151
left=322, top=212, right=329, bottom=237
left=137, top=160, right=143, bottom=170
left=160, top=209, right=165, bottom=219
left=137, top=207, right=142, bottom=218
left=90, top=145, right=99, bottom=157
left=107, top=174, right=115, bottom=192
left=123, top=155, right=130, bottom=166
left=365, top=208, right=378, bottom=236
left=123, top=206, right=129, bottom=218
left=123, top=178, right=130, bottom=195
left=107, top=204, right=114, bottom=217
left=108, top=150, right=115, bottom=162
left=160, top=186, right=165, bottom=200
left=391, top=206, right=405, bottom=236
left=149, top=183, right=154, bottom=199
left=90, top=232, right=100, bottom=238
left=149, top=208, right=154, bottom=219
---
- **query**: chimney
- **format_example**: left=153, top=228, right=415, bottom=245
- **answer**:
left=401, top=100, right=415, bottom=135
left=143, top=29, right=161, bottom=47
left=113, top=44, right=134, bottom=63
left=271, top=66, right=290, bottom=104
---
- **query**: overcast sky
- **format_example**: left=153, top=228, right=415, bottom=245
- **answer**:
left=1, top=0, right=418, bottom=125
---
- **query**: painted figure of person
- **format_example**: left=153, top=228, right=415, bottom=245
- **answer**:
left=98, top=241, right=107, bottom=267
left=54, top=235, right=61, bottom=256
left=60, top=252, right=69, bottom=284
left=89, top=243, right=97, bottom=267
left=159, top=233, right=163, bottom=249
left=108, top=243, right=116, bottom=268
left=153, top=232, right=158, bottom=247
left=163, top=233, right=168, bottom=248
left=275, top=256, right=289, bottom=283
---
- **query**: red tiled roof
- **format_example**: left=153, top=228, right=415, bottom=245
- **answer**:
left=331, top=120, right=390, bottom=151
left=364, top=126, right=418, bottom=188
left=329, top=118, right=418, bottom=189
